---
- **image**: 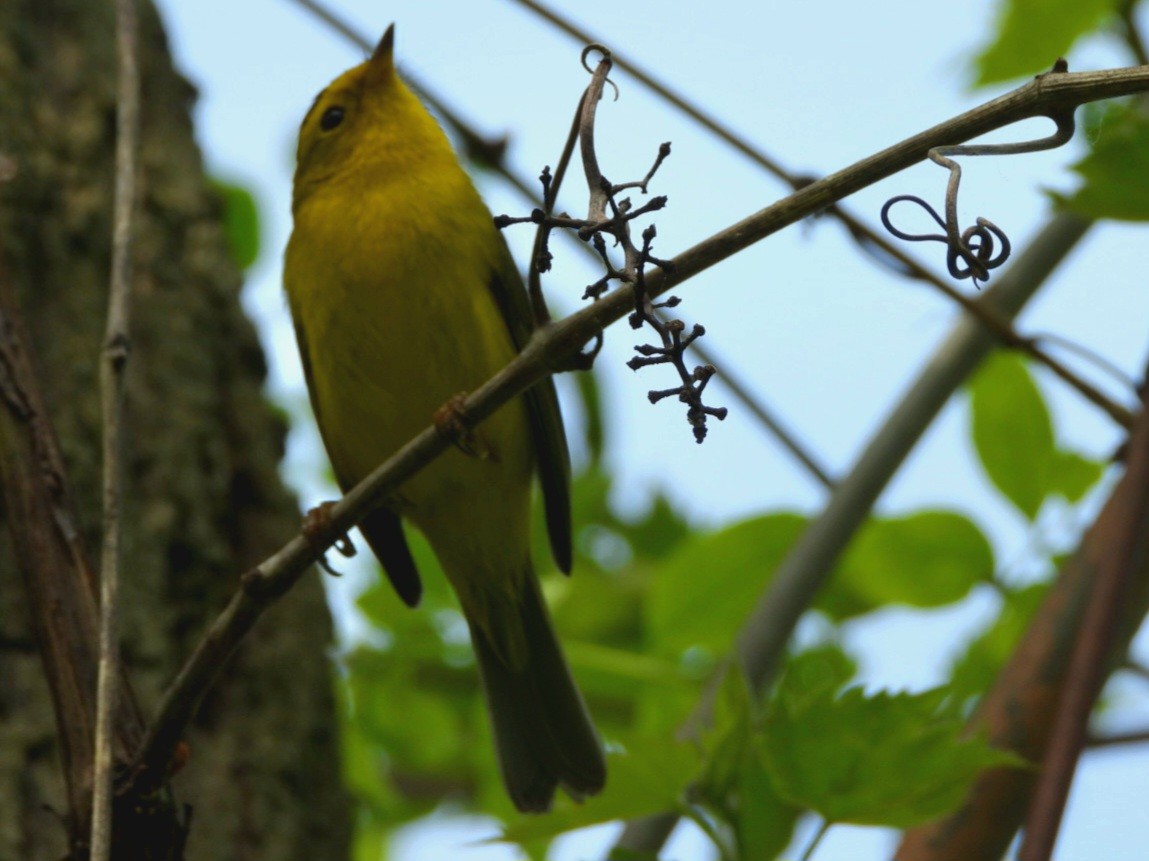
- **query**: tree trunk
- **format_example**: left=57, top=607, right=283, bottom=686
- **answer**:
left=0, top=2, right=351, bottom=859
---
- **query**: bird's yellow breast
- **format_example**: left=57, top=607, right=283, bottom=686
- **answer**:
left=285, top=165, right=534, bottom=558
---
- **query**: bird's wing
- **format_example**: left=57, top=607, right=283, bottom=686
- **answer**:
left=293, top=319, right=423, bottom=604
left=487, top=244, right=573, bottom=573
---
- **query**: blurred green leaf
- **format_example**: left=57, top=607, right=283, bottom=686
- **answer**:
left=500, top=734, right=699, bottom=845
left=698, top=667, right=758, bottom=802
left=732, top=752, right=800, bottom=861
left=763, top=682, right=1026, bottom=827
left=625, top=491, right=692, bottom=560
left=969, top=353, right=1056, bottom=519
left=1049, top=449, right=1105, bottom=502
left=346, top=648, right=471, bottom=771
left=340, top=700, right=396, bottom=815
left=776, top=644, right=859, bottom=703
left=350, top=812, right=389, bottom=861
left=973, top=0, right=1116, bottom=86
left=647, top=513, right=807, bottom=657
left=210, top=178, right=261, bottom=269
left=948, top=583, right=1049, bottom=702
left=695, top=666, right=805, bottom=859
left=821, top=511, right=995, bottom=620
left=1059, top=102, right=1149, bottom=220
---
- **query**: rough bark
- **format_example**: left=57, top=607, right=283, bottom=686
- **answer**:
left=0, top=2, right=351, bottom=859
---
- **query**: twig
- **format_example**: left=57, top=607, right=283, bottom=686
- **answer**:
left=1031, top=331, right=1139, bottom=393
left=798, top=820, right=832, bottom=861
left=1086, top=728, right=1149, bottom=748
left=92, top=0, right=140, bottom=858
left=505, top=0, right=1136, bottom=431
left=1087, top=727, right=1149, bottom=748
left=131, top=60, right=1149, bottom=793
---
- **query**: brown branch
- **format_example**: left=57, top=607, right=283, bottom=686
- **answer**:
left=896, top=387, right=1149, bottom=860
left=0, top=256, right=103, bottom=856
left=1016, top=400, right=1149, bottom=859
left=91, top=0, right=141, bottom=857
left=0, top=219, right=166, bottom=856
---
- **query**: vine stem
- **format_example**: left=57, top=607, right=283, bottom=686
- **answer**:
left=91, top=0, right=140, bottom=857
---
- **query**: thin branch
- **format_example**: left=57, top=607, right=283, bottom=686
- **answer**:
left=91, top=0, right=140, bottom=858
left=506, top=0, right=1135, bottom=429
left=1086, top=728, right=1149, bottom=748
left=798, top=820, right=832, bottom=861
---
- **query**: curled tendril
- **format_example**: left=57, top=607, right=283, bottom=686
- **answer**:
left=881, top=194, right=1011, bottom=285
left=879, top=70, right=1076, bottom=287
left=581, top=43, right=619, bottom=100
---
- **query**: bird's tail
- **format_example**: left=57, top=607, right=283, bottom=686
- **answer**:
left=465, top=571, right=606, bottom=813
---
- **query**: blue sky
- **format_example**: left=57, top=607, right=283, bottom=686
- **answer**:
left=152, top=1, right=1149, bottom=858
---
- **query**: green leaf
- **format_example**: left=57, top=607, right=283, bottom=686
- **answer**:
left=732, top=753, right=800, bottom=861
left=777, top=644, right=859, bottom=704
left=647, top=513, right=807, bottom=657
left=821, top=511, right=995, bottom=620
left=695, top=664, right=811, bottom=860
left=345, top=648, right=470, bottom=771
left=948, top=583, right=1049, bottom=702
left=763, top=682, right=1026, bottom=827
left=210, top=178, right=261, bottom=269
left=339, top=702, right=396, bottom=815
left=1049, top=449, right=1105, bottom=502
left=349, top=812, right=388, bottom=861
left=973, top=0, right=1116, bottom=86
left=697, top=667, right=758, bottom=802
left=499, top=734, right=699, bottom=845
left=625, top=491, right=693, bottom=560
left=1060, top=103, right=1149, bottom=221
left=969, top=353, right=1056, bottom=519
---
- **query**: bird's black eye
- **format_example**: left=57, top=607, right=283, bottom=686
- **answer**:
left=320, top=106, right=345, bottom=131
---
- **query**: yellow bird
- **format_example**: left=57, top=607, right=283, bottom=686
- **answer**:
left=284, top=26, right=605, bottom=812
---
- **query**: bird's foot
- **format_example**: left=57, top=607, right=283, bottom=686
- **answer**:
left=434, top=392, right=491, bottom=459
left=302, top=500, right=357, bottom=576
